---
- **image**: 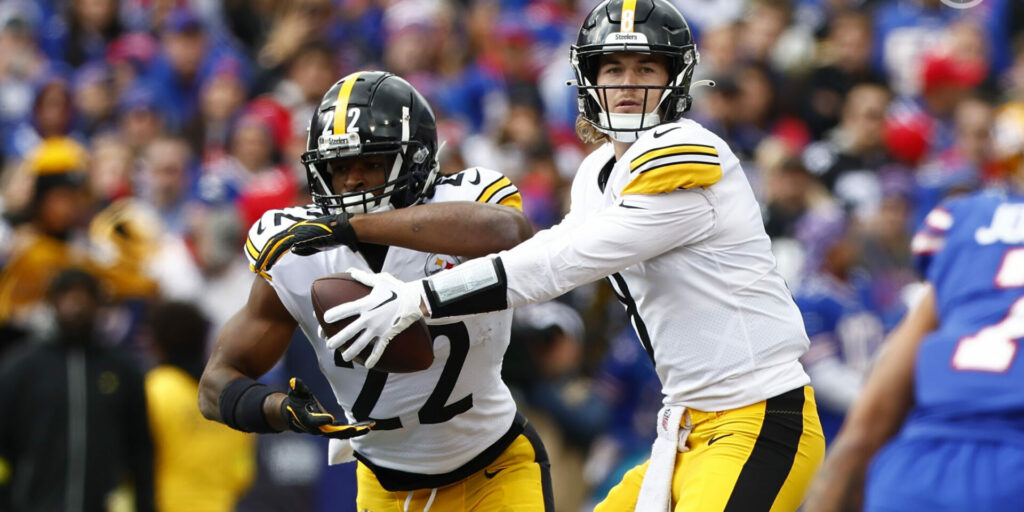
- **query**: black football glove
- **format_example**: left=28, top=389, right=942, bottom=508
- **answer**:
left=253, top=213, right=359, bottom=273
left=281, top=377, right=374, bottom=439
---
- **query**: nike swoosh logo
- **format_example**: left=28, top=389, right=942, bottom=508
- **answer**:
left=707, top=433, right=733, bottom=446
left=619, top=202, right=644, bottom=210
left=484, top=468, right=505, bottom=479
left=256, top=219, right=266, bottom=235
left=468, top=170, right=481, bottom=185
left=369, top=292, right=398, bottom=311
left=653, top=126, right=680, bottom=138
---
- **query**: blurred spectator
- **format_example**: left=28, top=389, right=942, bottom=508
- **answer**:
left=872, top=0, right=963, bottom=97
left=1003, top=39, right=1024, bottom=102
left=737, top=63, right=808, bottom=154
left=145, top=9, right=246, bottom=130
left=200, top=101, right=298, bottom=215
left=0, top=137, right=90, bottom=330
left=4, top=73, right=79, bottom=163
left=763, top=156, right=822, bottom=240
left=117, top=85, right=167, bottom=156
left=41, top=0, right=124, bottom=68
left=0, top=5, right=47, bottom=136
left=105, top=32, right=159, bottom=97
left=72, top=62, right=116, bottom=137
left=186, top=206, right=251, bottom=333
left=269, top=41, right=338, bottom=148
left=253, top=0, right=340, bottom=74
left=0, top=268, right=155, bottom=512
left=739, top=0, right=791, bottom=65
left=913, top=96, right=995, bottom=224
left=517, top=145, right=567, bottom=229
left=994, top=101, right=1024, bottom=180
left=185, top=60, right=248, bottom=163
left=795, top=207, right=885, bottom=443
left=859, top=170, right=917, bottom=329
left=800, top=11, right=884, bottom=139
left=144, top=301, right=255, bottom=512
left=803, top=82, right=892, bottom=216
left=676, top=0, right=745, bottom=36
left=917, top=50, right=986, bottom=149
left=87, top=133, right=133, bottom=205
left=693, top=22, right=741, bottom=83
left=137, top=136, right=195, bottom=234
left=461, top=91, right=546, bottom=183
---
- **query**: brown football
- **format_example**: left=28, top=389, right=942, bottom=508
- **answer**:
left=311, top=273, right=434, bottom=373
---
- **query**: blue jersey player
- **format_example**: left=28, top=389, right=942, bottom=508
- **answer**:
left=805, top=183, right=1024, bottom=511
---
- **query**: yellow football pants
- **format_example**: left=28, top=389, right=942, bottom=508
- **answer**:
left=595, top=386, right=825, bottom=512
left=355, top=428, right=553, bottom=511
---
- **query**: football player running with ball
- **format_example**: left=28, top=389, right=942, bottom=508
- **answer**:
left=323, top=1, right=825, bottom=511
left=198, top=72, right=554, bottom=511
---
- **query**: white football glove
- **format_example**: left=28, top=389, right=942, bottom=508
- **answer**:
left=323, top=268, right=425, bottom=369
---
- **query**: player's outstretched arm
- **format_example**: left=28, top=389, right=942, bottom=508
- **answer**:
left=804, top=285, right=938, bottom=512
left=349, top=201, right=533, bottom=258
left=198, top=277, right=298, bottom=432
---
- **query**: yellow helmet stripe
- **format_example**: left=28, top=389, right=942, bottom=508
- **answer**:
left=621, top=0, right=637, bottom=32
left=332, top=71, right=365, bottom=135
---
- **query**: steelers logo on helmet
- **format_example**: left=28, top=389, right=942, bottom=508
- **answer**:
left=570, top=0, right=700, bottom=142
left=301, top=71, right=440, bottom=214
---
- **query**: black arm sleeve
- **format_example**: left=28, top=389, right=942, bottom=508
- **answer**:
left=423, top=257, right=509, bottom=318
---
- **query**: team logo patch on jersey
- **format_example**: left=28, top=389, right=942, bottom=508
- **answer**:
left=425, top=254, right=462, bottom=275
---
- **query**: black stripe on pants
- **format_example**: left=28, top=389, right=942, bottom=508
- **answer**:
left=723, top=387, right=806, bottom=511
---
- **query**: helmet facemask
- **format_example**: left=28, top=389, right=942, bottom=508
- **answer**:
left=303, top=140, right=436, bottom=215
left=571, top=41, right=698, bottom=142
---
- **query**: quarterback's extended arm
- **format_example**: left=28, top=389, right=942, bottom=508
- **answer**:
left=803, top=285, right=938, bottom=512
left=324, top=191, right=715, bottom=366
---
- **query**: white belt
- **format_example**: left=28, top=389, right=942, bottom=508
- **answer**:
left=635, top=405, right=693, bottom=512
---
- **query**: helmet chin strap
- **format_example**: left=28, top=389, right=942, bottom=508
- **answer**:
left=596, top=111, right=661, bottom=142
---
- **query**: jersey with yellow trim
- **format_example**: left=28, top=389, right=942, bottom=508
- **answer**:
left=243, top=167, right=521, bottom=477
left=499, top=118, right=811, bottom=411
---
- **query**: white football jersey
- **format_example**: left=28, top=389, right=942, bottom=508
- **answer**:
left=500, top=118, right=810, bottom=411
left=244, top=168, right=522, bottom=476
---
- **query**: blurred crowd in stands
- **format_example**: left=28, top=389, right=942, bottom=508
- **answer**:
left=1, top=0, right=1024, bottom=510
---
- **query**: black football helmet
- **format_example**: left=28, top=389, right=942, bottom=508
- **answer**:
left=301, top=71, right=439, bottom=214
left=570, top=0, right=699, bottom=142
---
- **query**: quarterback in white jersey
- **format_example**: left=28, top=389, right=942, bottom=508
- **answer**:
left=199, top=72, right=553, bottom=511
left=324, top=2, right=826, bottom=511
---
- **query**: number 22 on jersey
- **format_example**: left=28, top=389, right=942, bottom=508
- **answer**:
left=334, top=323, right=473, bottom=429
